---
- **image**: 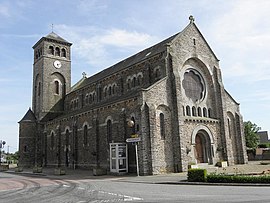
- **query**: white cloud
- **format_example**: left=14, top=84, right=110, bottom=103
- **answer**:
left=56, top=24, right=160, bottom=69
left=209, top=0, right=270, bottom=83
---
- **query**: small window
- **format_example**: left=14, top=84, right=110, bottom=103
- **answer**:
left=137, top=75, right=142, bottom=86
left=192, top=106, right=196, bottom=116
left=83, top=125, right=88, bottom=146
left=155, top=68, right=161, bottom=79
left=107, top=120, right=112, bottom=143
left=104, top=87, right=107, bottom=98
left=198, top=107, right=202, bottom=117
left=203, top=107, right=207, bottom=117
left=112, top=85, right=116, bottom=95
left=51, top=133, right=55, bottom=148
left=61, top=48, right=66, bottom=57
left=208, top=108, right=212, bottom=118
left=23, top=145, right=28, bottom=153
left=38, top=82, right=41, bottom=96
left=132, top=77, right=136, bottom=87
left=109, top=86, right=112, bottom=96
left=55, top=81, right=60, bottom=95
left=127, top=79, right=131, bottom=89
left=186, top=106, right=191, bottom=116
left=160, top=113, right=165, bottom=140
left=85, top=94, right=89, bottom=104
left=48, top=46, right=54, bottom=55
left=89, top=94, right=92, bottom=103
left=55, top=47, right=60, bottom=56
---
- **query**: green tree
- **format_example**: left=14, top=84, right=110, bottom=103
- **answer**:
left=244, top=121, right=261, bottom=149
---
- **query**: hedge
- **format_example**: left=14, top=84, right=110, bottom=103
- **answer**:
left=188, top=168, right=207, bottom=182
left=207, top=174, right=270, bottom=183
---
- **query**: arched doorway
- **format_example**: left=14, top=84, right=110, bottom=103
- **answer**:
left=195, top=133, right=205, bottom=163
left=192, top=128, right=213, bottom=164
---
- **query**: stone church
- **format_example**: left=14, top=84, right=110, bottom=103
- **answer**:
left=18, top=17, right=248, bottom=175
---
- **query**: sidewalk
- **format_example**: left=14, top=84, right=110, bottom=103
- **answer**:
left=5, top=161, right=270, bottom=186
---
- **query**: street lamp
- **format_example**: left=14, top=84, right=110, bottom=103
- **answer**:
left=0, top=140, right=6, bottom=165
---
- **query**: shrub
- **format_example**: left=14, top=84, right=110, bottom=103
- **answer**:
left=188, top=168, right=207, bottom=182
left=207, top=174, right=270, bottom=183
left=258, top=143, right=269, bottom=148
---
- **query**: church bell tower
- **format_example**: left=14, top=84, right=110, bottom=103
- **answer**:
left=32, top=32, right=72, bottom=121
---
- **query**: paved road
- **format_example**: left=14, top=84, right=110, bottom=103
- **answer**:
left=0, top=172, right=270, bottom=202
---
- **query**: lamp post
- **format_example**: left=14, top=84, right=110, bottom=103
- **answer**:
left=0, top=140, right=6, bottom=165
left=127, top=119, right=140, bottom=176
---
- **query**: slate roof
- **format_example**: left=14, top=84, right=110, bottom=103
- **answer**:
left=19, top=108, right=36, bottom=123
left=45, top=32, right=70, bottom=44
left=33, top=32, right=72, bottom=48
left=70, top=32, right=179, bottom=92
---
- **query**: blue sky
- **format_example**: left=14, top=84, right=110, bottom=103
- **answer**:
left=0, top=0, right=270, bottom=153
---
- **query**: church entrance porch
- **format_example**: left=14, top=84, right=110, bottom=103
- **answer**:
left=191, top=126, right=214, bottom=165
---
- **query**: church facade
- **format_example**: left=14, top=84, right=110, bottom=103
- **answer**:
left=18, top=17, right=248, bottom=175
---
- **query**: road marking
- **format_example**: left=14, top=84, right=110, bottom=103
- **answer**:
left=63, top=184, right=70, bottom=187
left=97, top=190, right=143, bottom=201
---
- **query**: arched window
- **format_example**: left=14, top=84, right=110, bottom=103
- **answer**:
left=155, top=68, right=161, bottom=79
left=131, top=117, right=136, bottom=134
left=203, top=107, right=207, bottom=117
left=104, top=87, right=107, bottom=97
left=137, top=75, right=142, bottom=86
left=192, top=106, right=196, bottom=116
left=127, top=79, right=131, bottom=89
left=112, top=84, right=116, bottom=95
left=227, top=118, right=231, bottom=138
left=109, top=86, right=112, bottom=96
left=35, top=51, right=38, bottom=59
left=65, top=129, right=70, bottom=147
left=107, top=120, right=112, bottom=143
left=51, top=132, right=54, bottom=148
left=93, top=92, right=96, bottom=102
left=55, top=47, right=60, bottom=56
left=132, top=77, right=136, bottom=87
left=55, top=81, right=60, bottom=95
left=24, top=145, right=27, bottom=153
left=83, top=125, right=88, bottom=146
left=208, top=108, right=212, bottom=118
left=89, top=94, right=92, bottom=103
left=198, top=107, right=202, bottom=117
left=85, top=94, right=89, bottom=104
left=38, top=82, right=41, bottom=96
left=186, top=106, right=191, bottom=116
left=61, top=48, right=66, bottom=57
left=76, top=99, right=79, bottom=108
left=160, top=113, right=165, bottom=140
left=48, top=46, right=54, bottom=55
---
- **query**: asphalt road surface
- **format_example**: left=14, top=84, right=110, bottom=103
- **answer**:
left=0, top=172, right=270, bottom=202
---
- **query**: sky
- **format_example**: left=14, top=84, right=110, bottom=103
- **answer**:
left=0, top=0, right=270, bottom=153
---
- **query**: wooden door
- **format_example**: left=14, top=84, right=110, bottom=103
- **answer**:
left=195, top=135, right=204, bottom=163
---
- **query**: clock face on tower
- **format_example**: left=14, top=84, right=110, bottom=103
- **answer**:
left=54, top=60, right=62, bottom=68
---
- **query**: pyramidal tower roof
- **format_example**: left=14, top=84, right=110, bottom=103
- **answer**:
left=45, top=32, right=70, bottom=43
left=18, top=108, right=36, bottom=123
left=33, top=31, right=72, bottom=48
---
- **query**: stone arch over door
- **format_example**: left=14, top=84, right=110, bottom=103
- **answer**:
left=191, top=125, right=214, bottom=164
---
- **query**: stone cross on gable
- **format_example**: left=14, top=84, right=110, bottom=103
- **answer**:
left=189, top=15, right=195, bottom=23
left=82, top=72, right=87, bottom=78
